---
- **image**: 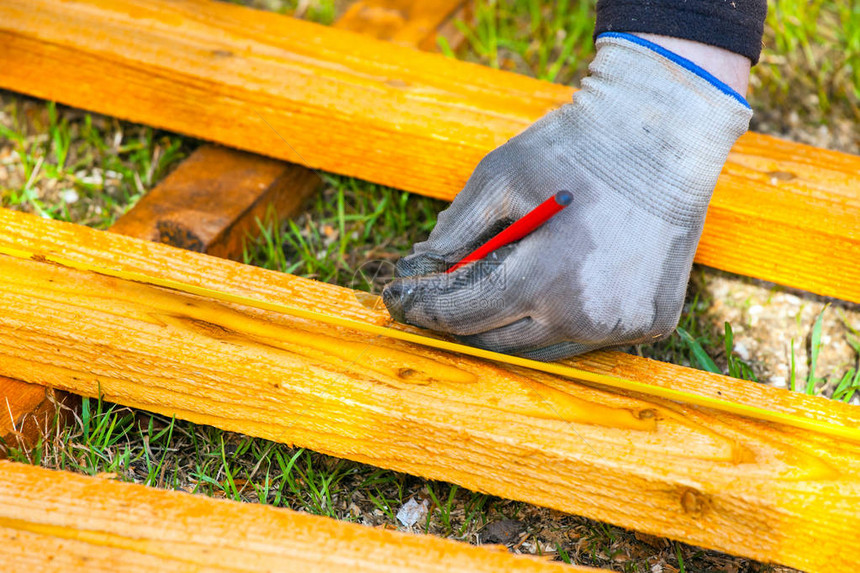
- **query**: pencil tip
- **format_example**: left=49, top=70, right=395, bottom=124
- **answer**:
left=555, top=190, right=573, bottom=206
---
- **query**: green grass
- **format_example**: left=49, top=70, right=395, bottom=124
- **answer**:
left=675, top=542, right=687, bottom=573
left=1, top=393, right=509, bottom=546
left=5, top=394, right=385, bottom=516
left=757, top=0, right=860, bottom=119
left=0, top=96, right=190, bottom=228
left=787, top=304, right=860, bottom=401
left=675, top=318, right=758, bottom=382
left=223, top=0, right=336, bottom=24
left=458, top=0, right=596, bottom=84
left=243, top=175, right=444, bottom=292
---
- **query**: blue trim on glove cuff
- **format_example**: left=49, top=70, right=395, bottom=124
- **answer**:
left=597, top=32, right=752, bottom=110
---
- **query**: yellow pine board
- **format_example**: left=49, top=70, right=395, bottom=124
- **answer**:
left=0, top=461, right=601, bottom=572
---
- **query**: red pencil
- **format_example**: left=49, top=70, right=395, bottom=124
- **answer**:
left=446, top=190, right=573, bottom=273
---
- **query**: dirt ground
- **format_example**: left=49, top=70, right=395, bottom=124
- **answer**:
left=698, top=270, right=859, bottom=400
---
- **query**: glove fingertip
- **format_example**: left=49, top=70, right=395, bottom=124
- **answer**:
left=381, top=280, right=408, bottom=323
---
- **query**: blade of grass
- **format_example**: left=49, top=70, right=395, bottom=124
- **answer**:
left=677, top=327, right=721, bottom=374
left=806, top=304, right=830, bottom=394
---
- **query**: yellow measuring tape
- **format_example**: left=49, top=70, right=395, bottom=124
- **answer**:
left=3, top=244, right=858, bottom=443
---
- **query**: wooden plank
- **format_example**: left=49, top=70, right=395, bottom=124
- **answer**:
left=1, top=0, right=858, bottom=302
left=0, top=377, right=68, bottom=456
left=110, top=145, right=321, bottom=259
left=336, top=0, right=468, bottom=50
left=0, top=209, right=858, bottom=572
left=0, top=378, right=47, bottom=454
left=0, top=461, right=601, bottom=572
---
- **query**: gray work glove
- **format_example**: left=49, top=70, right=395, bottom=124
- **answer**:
left=383, top=33, right=752, bottom=361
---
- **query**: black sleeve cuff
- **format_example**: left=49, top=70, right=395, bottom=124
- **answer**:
left=594, top=0, right=768, bottom=64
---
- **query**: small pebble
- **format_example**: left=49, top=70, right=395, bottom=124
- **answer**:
left=61, top=188, right=79, bottom=204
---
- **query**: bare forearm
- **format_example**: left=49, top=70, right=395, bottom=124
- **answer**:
left=635, top=33, right=751, bottom=96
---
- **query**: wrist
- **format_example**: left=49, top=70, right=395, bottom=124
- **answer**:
left=633, top=33, right=751, bottom=96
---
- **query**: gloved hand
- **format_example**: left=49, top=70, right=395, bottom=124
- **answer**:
left=383, top=33, right=752, bottom=361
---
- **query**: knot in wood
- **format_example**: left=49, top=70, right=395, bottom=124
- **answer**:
left=636, top=408, right=657, bottom=420
left=679, top=487, right=710, bottom=519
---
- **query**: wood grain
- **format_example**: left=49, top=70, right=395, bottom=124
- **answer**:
left=1, top=0, right=858, bottom=302
left=0, top=461, right=600, bottom=572
left=0, top=208, right=857, bottom=572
